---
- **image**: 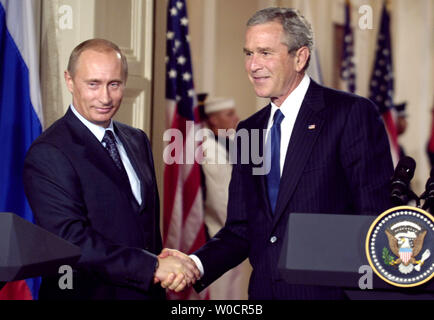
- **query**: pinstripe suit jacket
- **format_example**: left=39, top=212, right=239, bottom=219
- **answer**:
left=194, top=80, right=394, bottom=299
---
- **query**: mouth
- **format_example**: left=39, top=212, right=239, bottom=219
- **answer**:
left=94, top=106, right=114, bottom=113
left=251, top=75, right=270, bottom=84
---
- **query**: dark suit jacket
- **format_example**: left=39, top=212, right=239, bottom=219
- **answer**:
left=23, top=108, right=165, bottom=300
left=194, top=80, right=394, bottom=299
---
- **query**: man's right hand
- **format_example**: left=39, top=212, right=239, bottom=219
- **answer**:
left=154, top=249, right=200, bottom=292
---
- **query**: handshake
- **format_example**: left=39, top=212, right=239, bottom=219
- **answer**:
left=153, top=248, right=201, bottom=292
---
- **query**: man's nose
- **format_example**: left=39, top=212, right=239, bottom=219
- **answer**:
left=99, top=86, right=112, bottom=105
left=248, top=54, right=262, bottom=72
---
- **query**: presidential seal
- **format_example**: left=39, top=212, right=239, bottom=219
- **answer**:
left=366, top=206, right=434, bottom=287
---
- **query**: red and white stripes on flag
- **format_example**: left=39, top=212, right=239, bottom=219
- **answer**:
left=399, top=249, right=412, bottom=265
left=163, top=103, right=206, bottom=256
left=163, top=0, right=209, bottom=300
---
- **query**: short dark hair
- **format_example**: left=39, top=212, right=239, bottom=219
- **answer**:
left=247, top=7, right=314, bottom=70
left=67, top=38, right=128, bottom=80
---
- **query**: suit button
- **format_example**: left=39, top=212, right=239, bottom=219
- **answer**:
left=270, top=236, right=277, bottom=243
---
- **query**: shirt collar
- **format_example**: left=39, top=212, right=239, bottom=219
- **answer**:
left=70, top=104, right=114, bottom=142
left=270, top=74, right=310, bottom=122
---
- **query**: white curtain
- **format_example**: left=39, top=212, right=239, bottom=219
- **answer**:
left=40, top=0, right=64, bottom=129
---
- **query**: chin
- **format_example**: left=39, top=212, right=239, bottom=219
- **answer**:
left=252, top=86, right=269, bottom=97
left=91, top=117, right=112, bottom=127
left=254, top=91, right=271, bottom=99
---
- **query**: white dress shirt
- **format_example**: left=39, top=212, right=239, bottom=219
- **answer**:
left=265, top=74, right=310, bottom=176
left=70, top=105, right=142, bottom=205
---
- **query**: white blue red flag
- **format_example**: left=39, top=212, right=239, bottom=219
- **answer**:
left=163, top=0, right=209, bottom=300
left=369, top=3, right=399, bottom=166
left=0, top=0, right=43, bottom=300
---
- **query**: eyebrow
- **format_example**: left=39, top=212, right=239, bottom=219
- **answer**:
left=85, top=78, right=123, bottom=83
left=243, top=47, right=274, bottom=53
left=258, top=47, right=273, bottom=52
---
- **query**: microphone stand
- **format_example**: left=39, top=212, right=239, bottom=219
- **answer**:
left=408, top=190, right=421, bottom=208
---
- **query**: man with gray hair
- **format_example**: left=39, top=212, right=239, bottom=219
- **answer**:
left=162, top=7, right=393, bottom=299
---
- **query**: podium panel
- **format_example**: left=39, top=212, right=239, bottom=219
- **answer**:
left=0, top=212, right=81, bottom=282
left=278, top=213, right=434, bottom=294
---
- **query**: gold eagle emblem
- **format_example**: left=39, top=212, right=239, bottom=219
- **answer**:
left=385, top=224, right=430, bottom=274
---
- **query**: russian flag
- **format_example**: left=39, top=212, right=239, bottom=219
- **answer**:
left=0, top=0, right=43, bottom=300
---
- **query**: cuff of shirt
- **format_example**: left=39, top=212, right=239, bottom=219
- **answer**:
left=189, top=254, right=204, bottom=278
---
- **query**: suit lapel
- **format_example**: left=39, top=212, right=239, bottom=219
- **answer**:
left=273, top=81, right=326, bottom=225
left=115, top=124, right=153, bottom=213
left=250, top=105, right=273, bottom=220
left=64, top=109, right=135, bottom=199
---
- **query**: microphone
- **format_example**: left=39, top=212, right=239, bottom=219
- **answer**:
left=421, top=168, right=434, bottom=212
left=390, top=156, right=417, bottom=206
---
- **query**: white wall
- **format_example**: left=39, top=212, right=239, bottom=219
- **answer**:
left=42, top=0, right=154, bottom=135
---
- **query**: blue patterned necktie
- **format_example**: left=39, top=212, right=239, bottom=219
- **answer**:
left=267, top=109, right=284, bottom=213
left=102, top=130, right=128, bottom=178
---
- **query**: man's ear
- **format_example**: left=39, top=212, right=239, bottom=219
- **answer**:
left=294, top=46, right=310, bottom=72
left=64, top=70, right=74, bottom=94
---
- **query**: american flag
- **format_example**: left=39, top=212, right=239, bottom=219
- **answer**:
left=369, top=3, right=399, bottom=166
left=163, top=0, right=208, bottom=300
left=340, top=0, right=356, bottom=93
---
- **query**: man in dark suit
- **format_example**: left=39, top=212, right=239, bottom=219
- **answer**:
left=23, top=39, right=198, bottom=299
left=161, top=8, right=394, bottom=299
